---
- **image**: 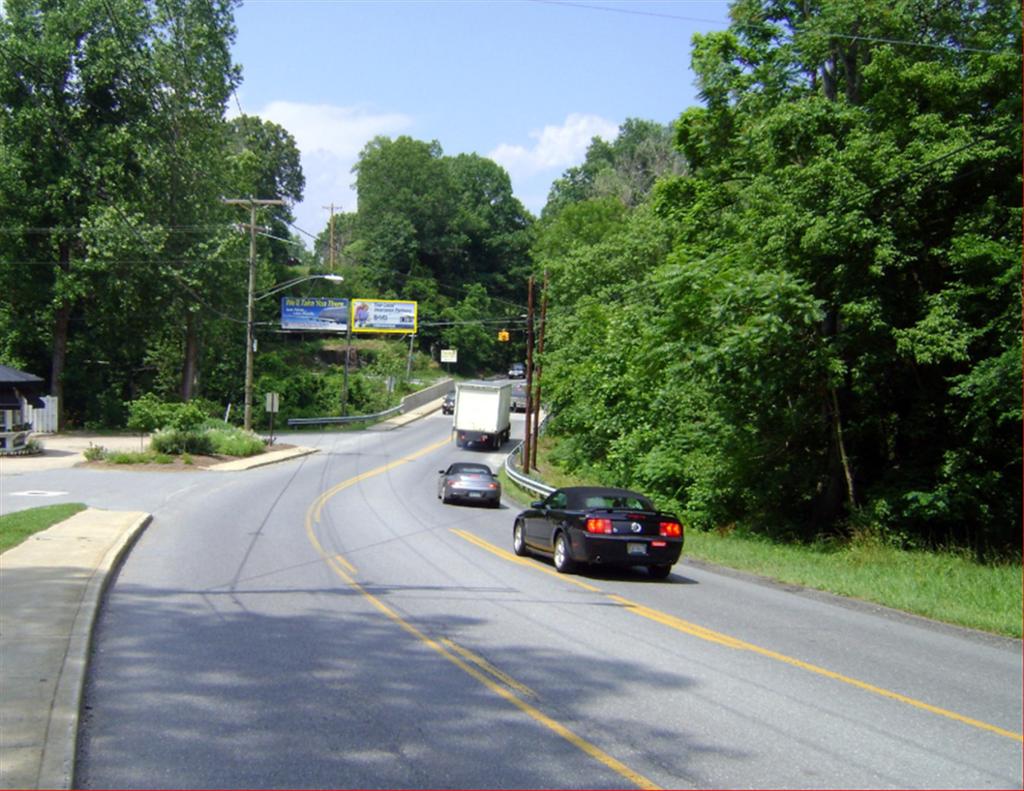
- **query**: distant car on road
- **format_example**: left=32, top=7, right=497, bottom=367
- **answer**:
left=441, top=390, right=455, bottom=415
left=438, top=462, right=501, bottom=507
left=508, top=362, right=526, bottom=379
left=512, top=486, right=683, bottom=578
left=510, top=382, right=527, bottom=412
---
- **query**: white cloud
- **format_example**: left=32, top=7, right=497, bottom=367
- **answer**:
left=245, top=101, right=414, bottom=242
left=257, top=101, right=412, bottom=159
left=488, top=113, right=619, bottom=179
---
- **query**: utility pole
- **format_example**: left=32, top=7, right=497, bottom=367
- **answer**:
left=523, top=275, right=535, bottom=473
left=531, top=272, right=548, bottom=471
left=341, top=317, right=353, bottom=416
left=323, top=202, right=339, bottom=270
left=224, top=198, right=285, bottom=432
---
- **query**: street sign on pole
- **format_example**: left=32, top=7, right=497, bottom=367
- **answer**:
left=265, top=392, right=280, bottom=445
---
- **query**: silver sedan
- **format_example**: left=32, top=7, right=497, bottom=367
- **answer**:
left=437, top=462, right=501, bottom=507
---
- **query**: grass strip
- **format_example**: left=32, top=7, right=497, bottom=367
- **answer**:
left=0, top=503, right=88, bottom=554
left=685, top=529, right=1021, bottom=638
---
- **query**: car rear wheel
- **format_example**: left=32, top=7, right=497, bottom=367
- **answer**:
left=553, top=533, right=575, bottom=574
left=649, top=564, right=672, bottom=580
left=513, top=522, right=529, bottom=556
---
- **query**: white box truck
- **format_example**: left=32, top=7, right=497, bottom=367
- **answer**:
left=453, top=381, right=511, bottom=449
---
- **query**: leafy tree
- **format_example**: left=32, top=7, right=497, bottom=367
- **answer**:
left=0, top=0, right=243, bottom=424
left=340, top=136, right=532, bottom=372
left=538, top=0, right=1021, bottom=554
left=544, top=119, right=685, bottom=217
left=438, top=284, right=500, bottom=375
left=227, top=114, right=305, bottom=273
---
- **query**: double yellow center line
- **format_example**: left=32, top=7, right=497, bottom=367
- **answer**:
left=304, top=437, right=660, bottom=789
left=305, top=437, right=1021, bottom=791
left=452, top=529, right=1024, bottom=744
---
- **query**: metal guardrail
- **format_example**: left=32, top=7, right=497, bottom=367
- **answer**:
left=287, top=404, right=401, bottom=427
left=287, top=378, right=453, bottom=428
left=503, top=440, right=555, bottom=499
left=288, top=380, right=556, bottom=502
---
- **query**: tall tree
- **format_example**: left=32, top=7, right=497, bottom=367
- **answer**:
left=544, top=118, right=685, bottom=217
left=0, top=0, right=243, bottom=421
left=344, top=136, right=532, bottom=368
left=537, top=0, right=1021, bottom=553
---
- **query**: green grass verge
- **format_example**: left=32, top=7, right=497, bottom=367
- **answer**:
left=505, top=437, right=1022, bottom=639
left=0, top=503, right=88, bottom=554
left=685, top=529, right=1021, bottom=638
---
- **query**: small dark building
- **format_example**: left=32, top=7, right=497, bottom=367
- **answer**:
left=0, top=365, right=46, bottom=454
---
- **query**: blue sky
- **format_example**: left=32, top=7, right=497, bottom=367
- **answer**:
left=229, top=0, right=733, bottom=241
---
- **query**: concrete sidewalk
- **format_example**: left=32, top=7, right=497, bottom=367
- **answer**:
left=0, top=433, right=320, bottom=475
left=1, top=509, right=150, bottom=790
left=0, top=401, right=443, bottom=789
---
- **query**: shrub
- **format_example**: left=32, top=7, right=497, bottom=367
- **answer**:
left=107, top=451, right=154, bottom=464
left=150, top=428, right=214, bottom=456
left=126, top=394, right=209, bottom=434
left=83, top=444, right=107, bottom=461
left=205, top=425, right=265, bottom=457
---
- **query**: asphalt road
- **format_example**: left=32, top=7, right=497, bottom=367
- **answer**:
left=13, top=415, right=1021, bottom=788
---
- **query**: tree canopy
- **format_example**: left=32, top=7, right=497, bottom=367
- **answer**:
left=535, top=0, right=1020, bottom=555
left=320, top=135, right=534, bottom=372
left=0, top=0, right=312, bottom=424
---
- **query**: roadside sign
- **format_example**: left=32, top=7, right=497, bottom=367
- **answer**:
left=265, top=392, right=280, bottom=445
left=280, top=297, right=349, bottom=332
left=350, top=299, right=418, bottom=334
left=440, top=349, right=458, bottom=363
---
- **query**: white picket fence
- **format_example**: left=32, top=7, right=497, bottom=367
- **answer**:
left=27, top=396, right=59, bottom=433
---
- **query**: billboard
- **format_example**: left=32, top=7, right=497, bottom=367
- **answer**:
left=351, top=299, right=418, bottom=334
left=280, top=297, right=349, bottom=332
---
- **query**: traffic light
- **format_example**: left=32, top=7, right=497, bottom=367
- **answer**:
left=497, top=329, right=510, bottom=342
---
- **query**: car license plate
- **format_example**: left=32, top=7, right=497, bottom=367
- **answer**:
left=469, top=492, right=482, bottom=498
left=627, top=542, right=647, bottom=556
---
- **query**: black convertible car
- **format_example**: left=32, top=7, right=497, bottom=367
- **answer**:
left=512, top=486, right=683, bottom=578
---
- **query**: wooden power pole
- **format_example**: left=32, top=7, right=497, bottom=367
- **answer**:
left=523, top=275, right=535, bottom=473
left=323, top=202, right=339, bottom=270
left=531, top=272, right=548, bottom=471
left=224, top=197, right=285, bottom=432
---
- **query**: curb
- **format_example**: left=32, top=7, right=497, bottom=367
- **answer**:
left=38, top=512, right=152, bottom=791
left=206, top=446, right=319, bottom=472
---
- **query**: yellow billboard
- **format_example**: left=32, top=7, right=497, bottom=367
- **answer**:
left=350, top=299, right=418, bottom=334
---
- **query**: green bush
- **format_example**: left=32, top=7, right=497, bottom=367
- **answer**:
left=205, top=425, right=265, bottom=457
left=108, top=451, right=150, bottom=464
left=150, top=428, right=214, bottom=456
left=126, top=393, right=210, bottom=433
left=83, top=444, right=107, bottom=461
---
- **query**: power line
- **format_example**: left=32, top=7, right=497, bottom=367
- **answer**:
left=533, top=0, right=1013, bottom=56
left=532, top=0, right=726, bottom=26
left=286, top=220, right=320, bottom=240
left=801, top=31, right=1009, bottom=56
left=0, top=225, right=238, bottom=235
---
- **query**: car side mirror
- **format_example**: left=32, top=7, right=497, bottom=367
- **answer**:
left=439, top=470, right=446, bottom=474
left=531, top=501, right=545, bottom=508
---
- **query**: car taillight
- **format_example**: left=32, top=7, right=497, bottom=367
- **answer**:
left=586, top=518, right=613, bottom=534
left=659, top=521, right=682, bottom=537
left=488, top=483, right=497, bottom=490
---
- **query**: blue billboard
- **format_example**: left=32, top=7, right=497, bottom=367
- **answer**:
left=280, top=297, right=349, bottom=332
